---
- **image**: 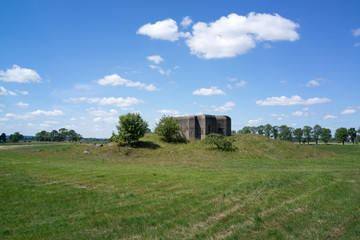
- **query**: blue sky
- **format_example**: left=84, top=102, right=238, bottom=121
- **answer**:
left=0, top=0, right=359, bottom=138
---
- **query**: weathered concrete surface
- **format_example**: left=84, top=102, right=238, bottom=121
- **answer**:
left=176, top=115, right=231, bottom=140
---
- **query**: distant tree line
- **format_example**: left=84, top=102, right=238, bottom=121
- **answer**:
left=237, top=124, right=360, bottom=145
left=34, top=128, right=82, bottom=142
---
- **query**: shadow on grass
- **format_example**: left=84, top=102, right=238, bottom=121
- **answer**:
left=133, top=141, right=160, bottom=149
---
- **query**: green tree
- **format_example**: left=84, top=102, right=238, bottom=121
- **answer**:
left=240, top=126, right=251, bottom=134
left=50, top=130, right=59, bottom=142
left=313, top=124, right=322, bottom=145
left=271, top=126, right=279, bottom=139
left=293, top=128, right=303, bottom=144
left=155, top=116, right=184, bottom=143
left=320, top=128, right=331, bottom=144
left=35, top=130, right=48, bottom=141
left=264, top=124, right=272, bottom=138
left=303, top=126, right=313, bottom=145
left=256, top=125, right=265, bottom=135
left=9, top=132, right=24, bottom=143
left=348, top=128, right=357, bottom=145
left=58, top=128, right=69, bottom=142
left=68, top=129, right=82, bottom=142
left=279, top=125, right=293, bottom=141
left=204, top=133, right=236, bottom=151
left=116, top=113, right=149, bottom=146
left=0, top=133, right=6, bottom=143
left=249, top=126, right=257, bottom=134
left=335, top=127, right=348, bottom=145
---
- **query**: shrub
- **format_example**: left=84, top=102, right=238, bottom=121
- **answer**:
left=155, top=116, right=184, bottom=143
left=204, top=133, right=236, bottom=151
left=116, top=113, right=149, bottom=146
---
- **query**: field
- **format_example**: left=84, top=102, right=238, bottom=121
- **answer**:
left=1, top=134, right=360, bottom=239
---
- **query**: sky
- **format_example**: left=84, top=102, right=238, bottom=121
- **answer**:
left=0, top=0, right=359, bottom=138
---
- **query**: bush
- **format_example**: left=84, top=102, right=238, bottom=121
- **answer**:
left=116, top=113, right=149, bottom=146
left=155, top=116, right=184, bottom=143
left=204, top=133, right=236, bottom=151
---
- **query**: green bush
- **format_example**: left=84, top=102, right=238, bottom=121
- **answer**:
left=155, top=116, right=184, bottom=143
left=204, top=133, right=236, bottom=151
left=116, top=113, right=149, bottom=146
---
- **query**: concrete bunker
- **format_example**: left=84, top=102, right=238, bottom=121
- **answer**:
left=175, top=115, right=231, bottom=140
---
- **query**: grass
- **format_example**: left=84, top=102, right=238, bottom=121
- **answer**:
left=0, top=134, right=359, bottom=239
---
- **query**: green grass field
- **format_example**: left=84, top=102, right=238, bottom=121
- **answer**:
left=1, top=134, right=359, bottom=239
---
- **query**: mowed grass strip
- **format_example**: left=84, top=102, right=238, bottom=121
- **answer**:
left=1, top=134, right=360, bottom=239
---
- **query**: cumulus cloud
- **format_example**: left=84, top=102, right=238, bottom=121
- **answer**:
left=306, top=78, right=326, bottom=87
left=149, top=65, right=171, bottom=75
left=193, top=86, right=226, bottom=96
left=340, top=108, right=356, bottom=115
left=64, top=97, right=143, bottom=108
left=353, top=28, right=360, bottom=37
left=87, top=108, right=118, bottom=117
left=14, top=102, right=29, bottom=108
left=246, top=117, right=263, bottom=126
left=147, top=55, right=164, bottom=64
left=93, top=117, right=118, bottom=124
left=256, top=95, right=331, bottom=106
left=181, top=16, right=193, bottom=28
left=17, top=90, right=29, bottom=95
left=137, top=18, right=189, bottom=41
left=6, top=109, right=64, bottom=120
left=0, top=86, right=17, bottom=96
left=96, top=74, right=158, bottom=91
left=186, top=12, right=299, bottom=59
left=210, top=102, right=235, bottom=112
left=291, top=111, right=309, bottom=117
left=0, top=65, right=42, bottom=83
left=236, top=80, right=247, bottom=87
left=323, top=115, right=338, bottom=120
left=157, top=109, right=180, bottom=115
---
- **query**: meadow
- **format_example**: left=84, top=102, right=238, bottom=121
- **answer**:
left=1, top=134, right=359, bottom=239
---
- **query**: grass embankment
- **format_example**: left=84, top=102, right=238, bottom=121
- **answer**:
left=0, top=134, right=359, bottom=239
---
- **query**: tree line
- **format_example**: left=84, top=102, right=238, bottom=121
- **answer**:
left=34, top=128, right=82, bottom=142
left=237, top=124, right=360, bottom=145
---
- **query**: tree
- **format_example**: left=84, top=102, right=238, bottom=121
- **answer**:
left=240, top=126, right=251, bottom=134
left=116, top=113, right=149, bottom=145
left=0, top=133, right=6, bottom=143
left=335, top=127, right=348, bottom=145
left=293, top=128, right=303, bottom=144
left=279, top=125, right=293, bottom=141
left=58, top=128, right=68, bottom=142
left=249, top=126, right=257, bottom=134
left=313, top=124, right=322, bottom=145
left=271, top=126, right=279, bottom=139
left=204, top=133, right=236, bottom=151
left=256, top=125, right=265, bottom=135
left=68, top=129, right=82, bottom=142
left=50, top=130, right=59, bottom=142
left=303, top=126, right=313, bottom=145
left=264, top=124, right=272, bottom=138
left=35, top=130, right=47, bottom=141
left=9, top=132, right=24, bottom=143
left=348, top=128, right=357, bottom=145
left=155, top=116, right=184, bottom=143
left=320, top=128, right=331, bottom=144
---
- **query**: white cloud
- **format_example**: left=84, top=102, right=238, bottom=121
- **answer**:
left=87, top=108, right=118, bottom=117
left=64, top=97, right=143, bottom=108
left=0, top=104, right=4, bottom=108
left=0, top=65, right=42, bottom=83
left=227, top=77, right=238, bottom=82
left=291, top=111, right=303, bottom=117
left=137, top=18, right=189, bottom=41
left=340, top=108, right=356, bottom=115
left=93, top=117, right=118, bottom=124
left=246, top=117, right=263, bottom=126
left=14, top=102, right=29, bottom=108
left=355, top=42, right=360, bottom=47
left=323, top=115, right=338, bottom=120
left=0, top=118, right=9, bottom=122
left=44, top=121, right=59, bottom=124
left=353, top=28, right=360, bottom=37
left=211, top=102, right=235, bottom=112
left=306, top=78, right=325, bottom=87
left=147, top=55, right=164, bottom=64
left=226, top=84, right=233, bottom=89
left=14, top=90, right=29, bottom=95
left=181, top=16, right=193, bottom=28
left=96, top=74, right=158, bottom=91
left=149, top=65, right=171, bottom=75
left=302, top=107, right=310, bottom=111
left=256, top=95, right=331, bottom=106
left=157, top=109, right=180, bottom=115
left=280, top=80, right=287, bottom=84
left=0, top=86, right=17, bottom=96
left=236, top=80, right=247, bottom=87
left=186, top=12, right=299, bottom=59
left=193, top=86, right=226, bottom=96
left=6, top=109, right=64, bottom=120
